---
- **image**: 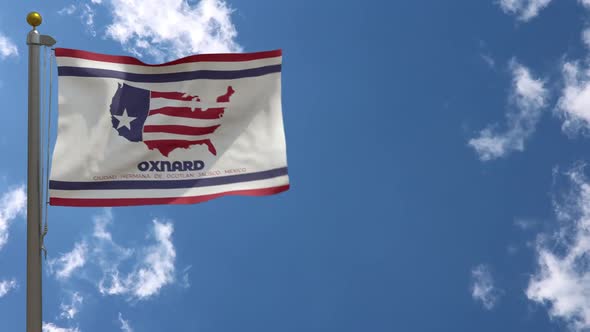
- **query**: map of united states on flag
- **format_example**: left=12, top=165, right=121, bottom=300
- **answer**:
left=110, top=83, right=235, bottom=157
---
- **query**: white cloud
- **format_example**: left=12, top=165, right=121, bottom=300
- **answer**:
left=469, top=61, right=548, bottom=161
left=118, top=312, right=133, bottom=332
left=99, top=220, right=176, bottom=300
left=471, top=264, right=501, bottom=309
left=42, top=323, right=80, bottom=332
left=498, top=0, right=553, bottom=21
left=93, top=208, right=113, bottom=241
left=89, top=0, right=241, bottom=60
left=555, top=61, right=590, bottom=135
left=0, top=33, right=18, bottom=59
left=133, top=220, right=176, bottom=298
left=550, top=3, right=590, bottom=136
left=582, top=28, right=590, bottom=49
left=81, top=4, right=97, bottom=36
left=91, top=210, right=134, bottom=265
left=481, top=54, right=496, bottom=69
left=0, top=279, right=17, bottom=297
left=58, top=5, right=76, bottom=16
left=527, top=166, right=590, bottom=331
left=48, top=242, right=88, bottom=280
left=59, top=292, right=83, bottom=320
left=514, top=218, right=539, bottom=230
left=48, top=209, right=178, bottom=301
left=0, top=186, right=26, bottom=251
left=98, top=270, right=127, bottom=296
left=91, top=210, right=133, bottom=294
left=507, top=245, right=519, bottom=255
left=58, top=4, right=97, bottom=36
left=180, top=265, right=192, bottom=288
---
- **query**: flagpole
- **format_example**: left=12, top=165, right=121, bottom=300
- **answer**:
left=26, top=12, right=55, bottom=332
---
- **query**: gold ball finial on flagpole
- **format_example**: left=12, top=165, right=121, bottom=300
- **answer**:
left=26, top=12, right=42, bottom=28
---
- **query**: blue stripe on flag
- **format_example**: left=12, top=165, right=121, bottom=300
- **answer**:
left=49, top=167, right=288, bottom=190
left=57, top=65, right=282, bottom=82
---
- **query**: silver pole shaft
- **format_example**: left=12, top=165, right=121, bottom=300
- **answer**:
left=26, top=27, right=42, bottom=332
left=25, top=22, right=55, bottom=332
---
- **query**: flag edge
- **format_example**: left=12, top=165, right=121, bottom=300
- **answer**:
left=48, top=185, right=290, bottom=207
left=54, top=48, right=283, bottom=67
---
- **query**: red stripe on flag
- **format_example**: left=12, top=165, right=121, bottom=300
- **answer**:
left=217, top=86, right=235, bottom=102
left=49, top=185, right=290, bottom=207
left=151, top=91, right=197, bottom=101
left=148, top=107, right=224, bottom=119
left=144, top=139, right=217, bottom=156
left=55, top=48, right=282, bottom=66
left=143, top=125, right=220, bottom=136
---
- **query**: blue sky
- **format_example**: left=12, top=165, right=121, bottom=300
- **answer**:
left=4, top=0, right=590, bottom=331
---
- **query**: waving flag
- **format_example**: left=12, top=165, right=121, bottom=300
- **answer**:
left=49, top=48, right=289, bottom=206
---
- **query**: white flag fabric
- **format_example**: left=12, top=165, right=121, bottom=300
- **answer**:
left=49, top=48, right=289, bottom=206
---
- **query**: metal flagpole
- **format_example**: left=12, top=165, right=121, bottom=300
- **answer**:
left=26, top=12, right=55, bottom=332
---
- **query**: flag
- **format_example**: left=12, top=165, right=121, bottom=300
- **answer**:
left=49, top=48, right=289, bottom=206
